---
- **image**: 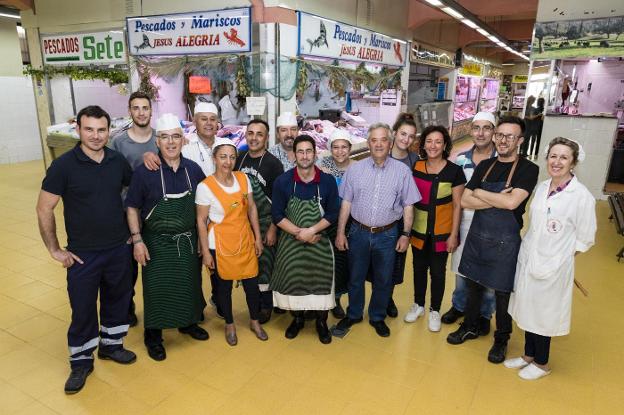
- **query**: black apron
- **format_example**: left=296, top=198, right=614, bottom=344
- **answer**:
left=458, top=159, right=521, bottom=293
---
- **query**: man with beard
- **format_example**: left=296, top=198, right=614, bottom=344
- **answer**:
left=37, top=106, right=136, bottom=394
left=110, top=91, right=158, bottom=326
left=235, top=119, right=284, bottom=323
left=441, top=112, right=498, bottom=334
left=269, top=112, right=298, bottom=170
left=447, top=116, right=538, bottom=365
left=271, top=135, right=339, bottom=344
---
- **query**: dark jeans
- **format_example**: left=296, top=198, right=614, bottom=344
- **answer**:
left=260, top=290, right=273, bottom=311
left=216, top=277, right=261, bottom=324
left=463, top=278, right=512, bottom=342
left=346, top=224, right=398, bottom=322
left=412, top=238, right=448, bottom=312
left=525, top=331, right=551, bottom=365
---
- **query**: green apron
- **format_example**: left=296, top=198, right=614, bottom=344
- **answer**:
left=248, top=176, right=276, bottom=290
left=271, top=183, right=334, bottom=307
left=142, top=167, right=205, bottom=329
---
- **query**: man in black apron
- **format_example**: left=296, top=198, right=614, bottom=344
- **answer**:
left=447, top=116, right=538, bottom=364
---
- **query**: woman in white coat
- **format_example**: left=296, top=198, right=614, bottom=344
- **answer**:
left=506, top=137, right=596, bottom=380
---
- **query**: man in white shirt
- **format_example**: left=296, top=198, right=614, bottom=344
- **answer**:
left=268, top=112, right=299, bottom=171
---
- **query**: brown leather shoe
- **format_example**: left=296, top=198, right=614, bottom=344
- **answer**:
left=250, top=320, right=269, bottom=341
left=225, top=324, right=237, bottom=346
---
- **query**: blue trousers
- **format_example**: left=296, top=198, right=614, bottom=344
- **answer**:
left=346, top=224, right=398, bottom=322
left=66, top=243, right=132, bottom=368
left=451, top=274, right=496, bottom=319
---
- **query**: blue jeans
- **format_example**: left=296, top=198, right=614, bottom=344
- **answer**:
left=346, top=224, right=398, bottom=322
left=451, top=274, right=495, bottom=319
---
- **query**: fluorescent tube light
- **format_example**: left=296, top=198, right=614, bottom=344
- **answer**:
left=441, top=7, right=464, bottom=19
left=461, top=19, right=479, bottom=29
left=0, top=12, right=20, bottom=19
left=476, top=28, right=490, bottom=37
left=424, top=0, right=444, bottom=6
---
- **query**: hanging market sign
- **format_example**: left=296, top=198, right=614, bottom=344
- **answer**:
left=297, top=12, right=407, bottom=67
left=512, top=75, right=529, bottom=83
left=41, top=31, right=127, bottom=65
left=126, top=7, right=251, bottom=56
left=410, top=42, right=455, bottom=68
left=459, top=62, right=483, bottom=77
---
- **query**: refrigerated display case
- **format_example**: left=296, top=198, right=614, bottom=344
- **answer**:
left=453, top=75, right=479, bottom=122
left=479, top=78, right=500, bottom=113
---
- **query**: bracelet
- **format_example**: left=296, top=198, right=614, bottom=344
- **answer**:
left=400, top=231, right=410, bottom=237
left=132, top=238, right=143, bottom=244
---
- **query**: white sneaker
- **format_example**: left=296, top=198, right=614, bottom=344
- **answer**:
left=428, top=310, right=441, bottom=332
left=504, top=357, right=531, bottom=369
left=404, top=303, right=425, bottom=323
left=518, top=363, right=551, bottom=380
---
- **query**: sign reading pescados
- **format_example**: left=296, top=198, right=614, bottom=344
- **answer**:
left=126, top=7, right=251, bottom=56
left=41, top=31, right=127, bottom=65
left=297, top=12, right=407, bottom=67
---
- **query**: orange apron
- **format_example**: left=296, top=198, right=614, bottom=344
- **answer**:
left=204, top=172, right=258, bottom=280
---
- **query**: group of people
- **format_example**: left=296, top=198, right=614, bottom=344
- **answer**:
left=36, top=90, right=596, bottom=395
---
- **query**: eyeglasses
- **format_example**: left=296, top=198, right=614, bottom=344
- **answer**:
left=471, top=125, right=494, bottom=133
left=494, top=132, right=521, bottom=142
left=158, top=134, right=183, bottom=142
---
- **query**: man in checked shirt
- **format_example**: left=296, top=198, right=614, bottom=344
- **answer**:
left=334, top=123, right=421, bottom=337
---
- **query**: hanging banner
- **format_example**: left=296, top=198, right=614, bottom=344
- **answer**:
left=297, top=12, right=407, bottom=67
left=410, top=41, right=455, bottom=68
left=41, top=31, right=127, bottom=65
left=127, top=7, right=251, bottom=56
left=531, top=16, right=624, bottom=60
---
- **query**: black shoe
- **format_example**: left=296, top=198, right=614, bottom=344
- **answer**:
left=335, top=317, right=363, bottom=332
left=97, top=347, right=137, bottom=364
left=478, top=317, right=491, bottom=336
left=441, top=307, right=464, bottom=324
left=258, top=308, right=272, bottom=324
left=316, top=318, right=332, bottom=344
left=64, top=366, right=93, bottom=394
left=369, top=320, right=391, bottom=337
left=386, top=298, right=398, bottom=318
left=146, top=343, right=166, bottom=361
left=488, top=341, right=508, bottom=364
left=303, top=310, right=316, bottom=321
left=446, top=323, right=478, bottom=345
left=178, top=324, right=209, bottom=341
left=331, top=300, right=346, bottom=319
left=285, top=316, right=305, bottom=339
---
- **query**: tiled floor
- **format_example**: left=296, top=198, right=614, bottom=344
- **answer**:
left=0, top=160, right=623, bottom=414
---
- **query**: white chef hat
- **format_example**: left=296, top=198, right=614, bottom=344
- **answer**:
left=472, top=112, right=496, bottom=126
left=276, top=112, right=298, bottom=128
left=194, top=102, right=219, bottom=116
left=328, top=129, right=352, bottom=147
left=213, top=137, right=237, bottom=152
left=155, top=113, right=181, bottom=132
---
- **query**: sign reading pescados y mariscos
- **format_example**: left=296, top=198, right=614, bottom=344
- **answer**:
left=41, top=31, right=127, bottom=65
left=297, top=12, right=407, bottom=67
left=126, top=7, right=251, bottom=56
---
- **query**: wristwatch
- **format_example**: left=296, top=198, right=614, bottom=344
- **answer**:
left=400, top=230, right=410, bottom=237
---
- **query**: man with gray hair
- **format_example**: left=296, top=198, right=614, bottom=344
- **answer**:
left=334, top=123, right=421, bottom=337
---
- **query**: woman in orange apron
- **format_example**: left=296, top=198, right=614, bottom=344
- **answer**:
left=196, top=137, right=266, bottom=346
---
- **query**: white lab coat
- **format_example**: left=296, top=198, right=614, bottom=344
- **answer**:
left=509, top=176, right=596, bottom=337
left=182, top=133, right=215, bottom=177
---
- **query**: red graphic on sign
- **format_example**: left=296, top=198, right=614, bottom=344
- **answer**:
left=224, top=28, right=246, bottom=48
left=393, top=42, right=404, bottom=64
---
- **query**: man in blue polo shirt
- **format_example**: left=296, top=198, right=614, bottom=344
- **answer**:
left=36, top=106, right=137, bottom=394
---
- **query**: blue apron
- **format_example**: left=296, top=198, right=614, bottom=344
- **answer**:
left=458, top=159, right=520, bottom=293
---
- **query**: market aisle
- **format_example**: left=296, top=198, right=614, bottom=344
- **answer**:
left=0, top=160, right=623, bottom=415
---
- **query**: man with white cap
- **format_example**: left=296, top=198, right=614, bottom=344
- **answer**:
left=143, top=102, right=220, bottom=177
left=126, top=113, right=209, bottom=362
left=269, top=112, right=299, bottom=170
left=441, top=112, right=497, bottom=334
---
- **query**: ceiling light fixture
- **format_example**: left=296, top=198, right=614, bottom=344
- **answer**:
left=461, top=19, right=479, bottom=29
left=0, top=12, right=20, bottom=19
left=424, top=0, right=444, bottom=6
left=441, top=7, right=464, bottom=19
